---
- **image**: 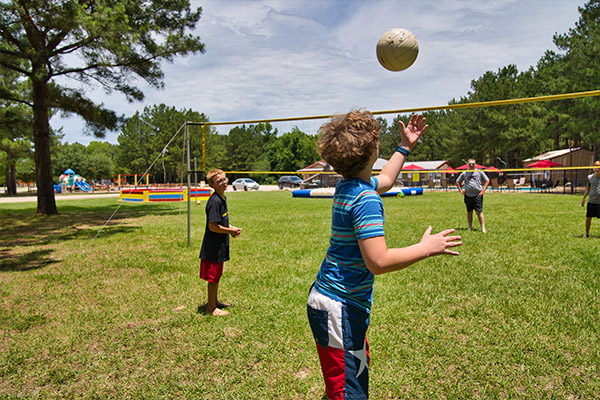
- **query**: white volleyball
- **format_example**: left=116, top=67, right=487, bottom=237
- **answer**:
left=376, top=28, right=419, bottom=72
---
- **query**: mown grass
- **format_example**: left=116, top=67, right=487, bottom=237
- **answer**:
left=1, top=191, right=598, bottom=399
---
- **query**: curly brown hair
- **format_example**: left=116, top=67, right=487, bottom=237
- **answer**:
left=316, top=109, right=380, bottom=179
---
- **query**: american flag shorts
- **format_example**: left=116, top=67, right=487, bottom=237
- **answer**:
left=307, top=286, right=370, bottom=400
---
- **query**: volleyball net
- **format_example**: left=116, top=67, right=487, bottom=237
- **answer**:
left=181, top=89, right=600, bottom=194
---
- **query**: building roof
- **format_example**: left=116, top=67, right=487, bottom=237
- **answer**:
left=298, top=158, right=390, bottom=172
left=297, top=160, right=328, bottom=173
left=374, top=159, right=450, bottom=171
left=523, top=147, right=586, bottom=162
left=402, top=160, right=449, bottom=170
left=372, top=158, right=388, bottom=170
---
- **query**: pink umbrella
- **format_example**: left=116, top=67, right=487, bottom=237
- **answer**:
left=526, top=159, right=562, bottom=168
left=402, top=163, right=425, bottom=170
left=485, top=166, right=499, bottom=171
left=456, top=163, right=487, bottom=170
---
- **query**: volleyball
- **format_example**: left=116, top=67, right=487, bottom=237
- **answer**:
left=376, top=28, right=419, bottom=72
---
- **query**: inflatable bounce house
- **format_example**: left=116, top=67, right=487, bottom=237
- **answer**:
left=54, top=168, right=93, bottom=193
left=119, top=187, right=213, bottom=203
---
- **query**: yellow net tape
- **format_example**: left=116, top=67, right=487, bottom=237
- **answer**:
left=228, top=166, right=598, bottom=175
left=188, top=90, right=600, bottom=176
left=189, top=90, right=600, bottom=127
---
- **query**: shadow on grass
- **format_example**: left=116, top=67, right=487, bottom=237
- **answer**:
left=0, top=202, right=184, bottom=272
left=0, top=248, right=57, bottom=272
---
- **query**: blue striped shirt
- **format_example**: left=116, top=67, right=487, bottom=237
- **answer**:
left=314, top=177, right=384, bottom=312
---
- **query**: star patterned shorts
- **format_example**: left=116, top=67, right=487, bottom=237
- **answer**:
left=307, top=286, right=370, bottom=400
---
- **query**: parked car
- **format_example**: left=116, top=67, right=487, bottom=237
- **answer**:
left=232, top=178, right=259, bottom=191
left=278, top=175, right=302, bottom=189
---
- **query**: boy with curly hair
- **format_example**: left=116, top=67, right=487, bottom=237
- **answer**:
left=307, top=110, right=462, bottom=400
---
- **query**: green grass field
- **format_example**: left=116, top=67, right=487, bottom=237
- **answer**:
left=1, top=191, right=599, bottom=399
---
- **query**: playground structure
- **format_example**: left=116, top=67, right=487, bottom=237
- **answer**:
left=54, top=168, right=93, bottom=193
left=292, top=187, right=423, bottom=198
left=120, top=187, right=212, bottom=203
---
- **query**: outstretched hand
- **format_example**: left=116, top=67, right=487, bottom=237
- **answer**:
left=420, top=226, right=462, bottom=256
left=399, top=114, right=428, bottom=151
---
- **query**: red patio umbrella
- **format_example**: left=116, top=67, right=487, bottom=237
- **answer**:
left=525, top=159, right=562, bottom=168
left=402, top=163, right=425, bottom=170
left=456, top=163, right=487, bottom=170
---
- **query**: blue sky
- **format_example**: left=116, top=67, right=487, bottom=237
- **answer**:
left=51, top=0, right=584, bottom=145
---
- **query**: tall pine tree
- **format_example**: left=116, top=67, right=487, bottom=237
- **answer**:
left=0, top=0, right=205, bottom=214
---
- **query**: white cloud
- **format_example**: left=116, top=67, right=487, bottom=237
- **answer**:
left=52, top=0, right=583, bottom=144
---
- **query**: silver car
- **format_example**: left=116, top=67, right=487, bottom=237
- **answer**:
left=232, top=178, right=259, bottom=191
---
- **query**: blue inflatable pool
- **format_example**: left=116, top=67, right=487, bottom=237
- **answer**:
left=292, top=187, right=423, bottom=198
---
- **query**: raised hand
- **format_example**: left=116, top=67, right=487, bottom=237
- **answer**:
left=399, top=114, right=428, bottom=151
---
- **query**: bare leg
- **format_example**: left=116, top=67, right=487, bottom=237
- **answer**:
left=476, top=211, right=487, bottom=233
left=467, top=210, right=473, bottom=231
left=585, top=217, right=592, bottom=237
left=207, top=281, right=228, bottom=316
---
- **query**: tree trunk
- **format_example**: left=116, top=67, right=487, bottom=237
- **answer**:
left=10, top=163, right=17, bottom=196
left=5, top=159, right=17, bottom=196
left=32, top=77, right=58, bottom=215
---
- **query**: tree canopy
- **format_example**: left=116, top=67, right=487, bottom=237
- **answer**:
left=114, top=110, right=319, bottom=185
left=0, top=0, right=205, bottom=213
left=116, top=104, right=211, bottom=184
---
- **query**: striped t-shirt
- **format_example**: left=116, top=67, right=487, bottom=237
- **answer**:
left=314, top=177, right=384, bottom=313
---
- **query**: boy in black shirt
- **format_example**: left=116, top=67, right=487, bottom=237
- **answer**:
left=199, top=169, right=242, bottom=316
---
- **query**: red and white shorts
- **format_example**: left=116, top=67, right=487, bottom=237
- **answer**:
left=307, top=286, right=370, bottom=400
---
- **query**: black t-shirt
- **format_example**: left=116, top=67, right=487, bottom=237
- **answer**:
left=199, top=192, right=230, bottom=263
